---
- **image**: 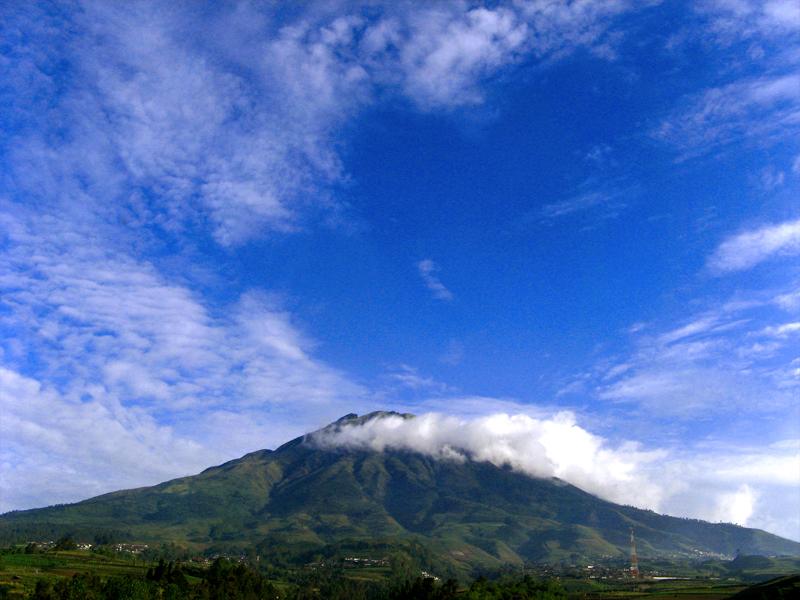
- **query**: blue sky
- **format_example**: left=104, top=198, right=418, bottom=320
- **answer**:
left=1, top=1, right=799, bottom=540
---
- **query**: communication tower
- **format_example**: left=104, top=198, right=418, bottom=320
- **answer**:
left=630, top=528, right=640, bottom=578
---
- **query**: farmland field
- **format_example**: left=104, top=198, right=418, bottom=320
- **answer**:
left=0, top=550, right=150, bottom=598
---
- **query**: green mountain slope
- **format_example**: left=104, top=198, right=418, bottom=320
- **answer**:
left=2, top=413, right=798, bottom=570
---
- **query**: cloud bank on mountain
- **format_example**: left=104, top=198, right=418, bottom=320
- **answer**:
left=311, top=412, right=800, bottom=535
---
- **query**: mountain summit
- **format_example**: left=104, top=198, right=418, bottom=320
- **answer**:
left=2, top=413, right=798, bottom=570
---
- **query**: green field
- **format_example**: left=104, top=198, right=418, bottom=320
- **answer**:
left=0, top=549, right=150, bottom=598
left=1, top=547, right=798, bottom=599
left=575, top=579, right=747, bottom=599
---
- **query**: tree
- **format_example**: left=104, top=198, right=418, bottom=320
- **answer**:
left=54, top=536, right=77, bottom=551
left=31, top=581, right=56, bottom=600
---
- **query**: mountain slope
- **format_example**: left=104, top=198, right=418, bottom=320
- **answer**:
left=2, top=412, right=798, bottom=569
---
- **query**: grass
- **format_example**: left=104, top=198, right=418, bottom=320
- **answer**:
left=575, top=578, right=748, bottom=599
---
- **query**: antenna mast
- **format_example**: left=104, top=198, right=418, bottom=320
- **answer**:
left=629, top=528, right=640, bottom=579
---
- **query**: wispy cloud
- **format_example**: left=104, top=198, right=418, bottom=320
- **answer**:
left=537, top=183, right=631, bottom=226
left=699, top=0, right=800, bottom=41
left=775, top=287, right=800, bottom=311
left=759, top=322, right=800, bottom=337
left=760, top=166, right=786, bottom=190
left=417, top=259, right=454, bottom=301
left=708, top=217, right=800, bottom=274
left=651, top=0, right=800, bottom=174
left=657, top=316, right=720, bottom=345
left=386, top=364, right=454, bottom=394
left=440, top=339, right=465, bottom=366
left=655, top=73, right=800, bottom=156
left=0, top=208, right=365, bottom=410
left=567, top=291, right=800, bottom=419
left=540, top=191, right=614, bottom=219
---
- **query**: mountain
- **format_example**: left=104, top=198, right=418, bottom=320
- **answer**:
left=2, top=412, right=798, bottom=572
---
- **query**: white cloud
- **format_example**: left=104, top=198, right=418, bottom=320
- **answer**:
left=759, top=322, right=800, bottom=337
left=715, top=485, right=757, bottom=526
left=313, top=411, right=667, bottom=509
left=775, top=287, right=800, bottom=310
left=657, top=316, right=719, bottom=344
left=382, top=0, right=641, bottom=109
left=657, top=1, right=800, bottom=166
left=407, top=395, right=554, bottom=419
left=6, top=2, right=363, bottom=246
left=537, top=183, right=632, bottom=225
left=709, top=452, right=800, bottom=487
left=540, top=191, right=613, bottom=219
left=0, top=367, right=212, bottom=512
left=417, top=259, right=454, bottom=301
left=386, top=364, right=453, bottom=394
left=700, top=0, right=800, bottom=39
left=440, top=339, right=465, bottom=366
left=0, top=207, right=372, bottom=511
left=0, top=208, right=365, bottom=409
left=655, top=73, right=800, bottom=155
left=4, top=1, right=645, bottom=245
left=574, top=294, right=800, bottom=418
left=763, top=0, right=800, bottom=28
left=652, top=447, right=800, bottom=537
left=760, top=166, right=785, bottom=190
left=708, top=217, right=800, bottom=274
left=596, top=366, right=779, bottom=416
left=396, top=5, right=528, bottom=108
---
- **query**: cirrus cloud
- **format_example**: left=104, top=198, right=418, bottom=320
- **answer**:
left=708, top=217, right=800, bottom=274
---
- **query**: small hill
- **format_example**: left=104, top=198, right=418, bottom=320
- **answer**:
left=1, top=412, right=798, bottom=571
left=728, top=574, right=800, bottom=599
